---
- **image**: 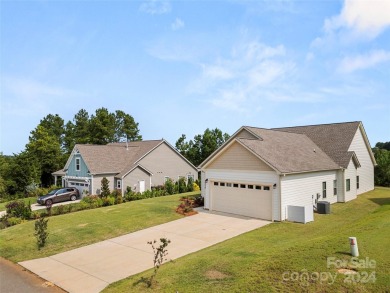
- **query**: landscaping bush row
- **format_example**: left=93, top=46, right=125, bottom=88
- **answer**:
left=0, top=187, right=204, bottom=229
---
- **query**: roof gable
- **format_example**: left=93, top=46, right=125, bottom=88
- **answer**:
left=66, top=140, right=163, bottom=175
left=239, top=128, right=340, bottom=173
left=272, top=121, right=360, bottom=168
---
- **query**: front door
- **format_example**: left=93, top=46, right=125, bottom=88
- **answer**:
left=139, top=180, right=145, bottom=193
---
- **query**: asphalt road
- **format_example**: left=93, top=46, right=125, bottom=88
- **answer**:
left=0, top=257, right=65, bottom=293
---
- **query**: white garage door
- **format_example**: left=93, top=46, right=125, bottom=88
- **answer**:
left=211, top=181, right=272, bottom=220
left=68, top=181, right=90, bottom=196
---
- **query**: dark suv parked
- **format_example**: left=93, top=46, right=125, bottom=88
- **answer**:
left=37, top=188, right=80, bottom=206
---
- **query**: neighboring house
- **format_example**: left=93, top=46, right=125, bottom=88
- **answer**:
left=199, top=121, right=376, bottom=222
left=53, top=140, right=198, bottom=196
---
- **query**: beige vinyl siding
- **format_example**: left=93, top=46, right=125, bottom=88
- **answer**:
left=344, top=159, right=357, bottom=202
left=280, top=171, right=338, bottom=221
left=139, top=142, right=198, bottom=186
left=235, top=128, right=258, bottom=139
left=91, top=174, right=116, bottom=195
left=203, top=170, right=280, bottom=221
left=123, top=167, right=151, bottom=193
left=336, top=170, right=345, bottom=202
left=207, top=142, right=274, bottom=171
left=349, top=127, right=375, bottom=195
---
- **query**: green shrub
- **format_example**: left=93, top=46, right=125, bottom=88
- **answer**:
left=111, top=190, right=122, bottom=204
left=5, top=200, right=32, bottom=220
left=178, top=177, right=187, bottom=193
left=7, top=216, right=23, bottom=226
left=102, top=196, right=115, bottom=206
left=82, top=195, right=103, bottom=208
left=164, top=178, right=175, bottom=195
left=187, top=177, right=194, bottom=192
left=0, top=215, right=23, bottom=229
left=100, top=177, right=111, bottom=198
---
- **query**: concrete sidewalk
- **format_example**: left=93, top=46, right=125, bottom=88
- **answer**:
left=20, top=209, right=271, bottom=293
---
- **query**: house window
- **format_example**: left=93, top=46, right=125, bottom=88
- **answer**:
left=263, top=186, right=270, bottom=191
left=220, top=182, right=225, bottom=187
left=226, top=183, right=232, bottom=187
left=255, top=185, right=261, bottom=190
left=164, top=176, right=170, bottom=183
left=356, top=176, right=360, bottom=189
left=214, top=182, right=219, bottom=186
left=233, top=183, right=239, bottom=188
left=75, top=158, right=80, bottom=171
left=346, top=179, right=351, bottom=191
left=240, top=184, right=246, bottom=188
left=333, top=180, right=337, bottom=196
left=248, top=185, right=254, bottom=189
left=117, top=180, right=121, bottom=189
left=322, top=182, right=327, bottom=198
left=187, top=174, right=194, bottom=182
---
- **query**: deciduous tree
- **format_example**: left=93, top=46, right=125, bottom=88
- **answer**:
left=175, top=128, right=230, bottom=166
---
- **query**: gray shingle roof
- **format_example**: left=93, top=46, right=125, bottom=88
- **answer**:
left=73, top=140, right=162, bottom=175
left=240, top=127, right=340, bottom=173
left=272, top=121, right=360, bottom=168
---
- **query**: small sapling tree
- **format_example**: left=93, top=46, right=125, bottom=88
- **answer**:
left=34, top=217, right=49, bottom=250
left=147, top=238, right=171, bottom=287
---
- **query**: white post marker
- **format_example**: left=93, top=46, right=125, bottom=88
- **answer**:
left=349, top=237, right=359, bottom=257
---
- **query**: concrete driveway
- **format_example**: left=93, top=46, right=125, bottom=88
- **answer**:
left=30, top=200, right=81, bottom=212
left=0, top=200, right=82, bottom=218
left=20, top=209, right=271, bottom=293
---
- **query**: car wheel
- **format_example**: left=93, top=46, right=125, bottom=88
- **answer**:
left=70, top=195, right=77, bottom=201
left=46, top=199, right=53, bottom=206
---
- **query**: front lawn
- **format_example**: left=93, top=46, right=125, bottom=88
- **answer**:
left=0, top=197, right=37, bottom=212
left=0, top=192, right=199, bottom=262
left=105, top=187, right=390, bottom=292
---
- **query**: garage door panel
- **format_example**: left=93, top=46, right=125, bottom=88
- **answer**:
left=211, top=182, right=272, bottom=220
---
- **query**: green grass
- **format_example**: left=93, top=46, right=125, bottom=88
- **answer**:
left=0, top=192, right=199, bottom=262
left=0, top=197, right=37, bottom=212
left=104, top=187, right=390, bottom=293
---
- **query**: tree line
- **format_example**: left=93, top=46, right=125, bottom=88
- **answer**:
left=0, top=108, right=142, bottom=196
left=373, top=142, right=390, bottom=187
left=0, top=107, right=229, bottom=201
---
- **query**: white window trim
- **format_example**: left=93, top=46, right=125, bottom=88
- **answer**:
left=117, top=180, right=121, bottom=189
left=164, top=176, right=170, bottom=182
left=75, top=158, right=80, bottom=171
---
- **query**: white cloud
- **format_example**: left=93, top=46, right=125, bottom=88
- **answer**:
left=139, top=0, right=171, bottom=15
left=339, top=50, right=390, bottom=73
left=171, top=18, right=184, bottom=30
left=188, top=41, right=296, bottom=112
left=202, top=64, right=234, bottom=80
left=324, top=0, right=390, bottom=39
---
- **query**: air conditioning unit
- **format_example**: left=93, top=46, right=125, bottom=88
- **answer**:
left=287, top=205, right=314, bottom=224
left=317, top=201, right=330, bottom=214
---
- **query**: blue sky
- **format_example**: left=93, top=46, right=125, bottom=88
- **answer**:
left=1, top=0, right=389, bottom=155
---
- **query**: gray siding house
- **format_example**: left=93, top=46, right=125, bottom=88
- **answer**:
left=53, top=140, right=198, bottom=196
left=199, top=121, right=376, bottom=222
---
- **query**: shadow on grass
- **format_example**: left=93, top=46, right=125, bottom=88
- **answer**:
left=369, top=198, right=390, bottom=206
left=133, top=276, right=151, bottom=288
left=335, top=251, right=352, bottom=256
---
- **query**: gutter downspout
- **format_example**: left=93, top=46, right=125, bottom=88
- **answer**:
left=279, top=174, right=283, bottom=221
left=90, top=174, right=94, bottom=195
left=121, top=176, right=124, bottom=196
